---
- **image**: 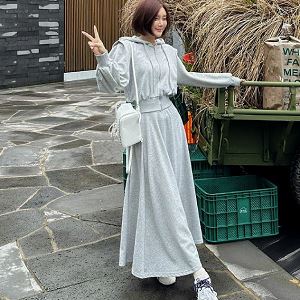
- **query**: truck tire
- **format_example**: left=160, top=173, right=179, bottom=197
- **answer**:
left=290, top=152, right=300, bottom=206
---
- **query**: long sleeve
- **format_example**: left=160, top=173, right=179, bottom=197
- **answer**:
left=177, top=55, right=241, bottom=88
left=95, top=42, right=130, bottom=93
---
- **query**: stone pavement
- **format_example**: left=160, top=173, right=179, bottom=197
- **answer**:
left=0, top=80, right=299, bottom=300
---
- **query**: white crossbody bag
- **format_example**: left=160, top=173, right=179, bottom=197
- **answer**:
left=109, top=43, right=142, bottom=173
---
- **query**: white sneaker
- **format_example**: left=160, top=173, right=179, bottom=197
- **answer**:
left=193, top=278, right=218, bottom=300
left=157, top=276, right=176, bottom=285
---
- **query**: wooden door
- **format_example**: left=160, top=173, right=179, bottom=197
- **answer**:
left=65, top=0, right=126, bottom=72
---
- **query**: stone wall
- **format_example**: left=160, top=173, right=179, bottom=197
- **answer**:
left=0, top=0, right=64, bottom=89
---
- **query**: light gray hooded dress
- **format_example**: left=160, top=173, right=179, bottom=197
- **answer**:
left=95, top=36, right=241, bottom=279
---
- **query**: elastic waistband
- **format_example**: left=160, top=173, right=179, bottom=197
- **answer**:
left=137, top=96, right=172, bottom=113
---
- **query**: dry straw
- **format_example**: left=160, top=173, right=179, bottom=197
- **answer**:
left=121, top=0, right=300, bottom=108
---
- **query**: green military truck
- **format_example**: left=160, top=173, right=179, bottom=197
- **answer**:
left=197, top=81, right=300, bottom=206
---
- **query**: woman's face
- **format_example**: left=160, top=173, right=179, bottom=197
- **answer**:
left=151, top=7, right=167, bottom=38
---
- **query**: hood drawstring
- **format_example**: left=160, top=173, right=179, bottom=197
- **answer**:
left=143, top=43, right=155, bottom=97
left=161, top=45, right=173, bottom=94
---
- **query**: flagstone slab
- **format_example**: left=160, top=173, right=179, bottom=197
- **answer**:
left=27, top=136, right=77, bottom=149
left=44, top=110, right=87, bottom=120
left=206, top=241, right=280, bottom=281
left=0, top=187, right=38, bottom=214
left=244, top=270, right=300, bottom=300
left=2, top=98, right=47, bottom=104
left=63, top=87, right=99, bottom=95
left=0, top=242, right=42, bottom=300
left=18, top=228, right=53, bottom=259
left=86, top=123, right=111, bottom=131
left=21, top=187, right=65, bottom=209
left=49, top=120, right=95, bottom=132
left=80, top=208, right=123, bottom=227
left=6, top=110, right=49, bottom=122
left=0, top=166, right=42, bottom=177
left=0, top=131, right=53, bottom=143
left=85, top=114, right=115, bottom=123
left=2, top=91, right=54, bottom=99
left=40, top=129, right=76, bottom=136
left=45, top=147, right=93, bottom=170
left=208, top=271, right=243, bottom=295
left=26, top=236, right=122, bottom=291
left=73, top=130, right=113, bottom=141
left=1, top=100, right=37, bottom=106
left=0, top=122, right=53, bottom=132
left=46, top=167, right=117, bottom=193
left=43, top=209, right=71, bottom=224
left=60, top=95, right=95, bottom=102
left=72, top=105, right=112, bottom=116
left=12, top=141, right=31, bottom=145
left=76, top=105, right=111, bottom=115
left=220, top=292, right=257, bottom=300
left=41, top=100, right=79, bottom=106
left=18, top=272, right=195, bottom=300
left=76, top=99, right=117, bottom=106
left=90, top=164, right=123, bottom=181
left=92, top=141, right=123, bottom=164
left=0, top=146, right=41, bottom=167
left=27, top=117, right=76, bottom=125
left=22, top=245, right=237, bottom=300
left=0, top=109, right=18, bottom=121
left=0, top=175, right=47, bottom=189
left=68, top=98, right=105, bottom=106
left=48, top=185, right=123, bottom=215
left=1, top=105, right=48, bottom=111
left=0, top=210, right=44, bottom=246
left=48, top=217, right=118, bottom=250
left=195, top=245, right=227, bottom=272
left=49, top=139, right=90, bottom=150
left=0, top=141, right=9, bottom=148
left=84, top=220, right=121, bottom=236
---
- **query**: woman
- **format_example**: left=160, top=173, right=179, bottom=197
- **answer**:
left=82, top=1, right=241, bottom=299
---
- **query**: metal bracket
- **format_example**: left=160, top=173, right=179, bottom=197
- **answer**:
left=217, top=120, right=230, bottom=164
left=275, top=121, right=294, bottom=164
left=215, top=88, right=226, bottom=116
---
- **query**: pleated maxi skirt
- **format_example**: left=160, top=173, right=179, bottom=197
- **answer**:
left=119, top=96, right=203, bottom=278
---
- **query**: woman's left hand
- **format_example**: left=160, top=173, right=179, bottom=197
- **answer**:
left=82, top=25, right=107, bottom=56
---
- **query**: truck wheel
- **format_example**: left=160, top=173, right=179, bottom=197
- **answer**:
left=290, top=152, right=300, bottom=206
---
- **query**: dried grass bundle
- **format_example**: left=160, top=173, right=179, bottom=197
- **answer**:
left=121, top=0, right=300, bottom=107
left=181, top=0, right=300, bottom=107
left=120, top=0, right=138, bottom=36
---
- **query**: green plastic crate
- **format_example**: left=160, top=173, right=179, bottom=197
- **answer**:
left=188, top=144, right=230, bottom=179
left=195, top=175, right=279, bottom=243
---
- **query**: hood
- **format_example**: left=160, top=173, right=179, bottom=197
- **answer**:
left=117, top=35, right=173, bottom=99
left=119, top=36, right=165, bottom=46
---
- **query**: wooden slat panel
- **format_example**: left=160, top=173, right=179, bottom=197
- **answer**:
left=65, top=0, right=126, bottom=72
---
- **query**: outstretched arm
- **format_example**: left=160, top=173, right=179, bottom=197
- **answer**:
left=177, top=55, right=241, bottom=88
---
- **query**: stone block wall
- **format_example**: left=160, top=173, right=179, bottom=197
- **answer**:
left=0, top=0, right=64, bottom=89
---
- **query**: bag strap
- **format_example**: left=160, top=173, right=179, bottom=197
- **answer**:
left=130, top=43, right=140, bottom=111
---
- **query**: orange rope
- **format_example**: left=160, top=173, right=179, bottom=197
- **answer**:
left=184, top=112, right=196, bottom=144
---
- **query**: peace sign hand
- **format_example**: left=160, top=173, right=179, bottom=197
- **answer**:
left=82, top=25, right=107, bottom=56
